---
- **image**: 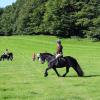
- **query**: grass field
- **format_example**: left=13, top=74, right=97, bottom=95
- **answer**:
left=0, top=35, right=100, bottom=100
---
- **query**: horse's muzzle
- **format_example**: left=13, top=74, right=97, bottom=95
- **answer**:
left=41, top=61, right=45, bottom=64
left=40, top=59, right=45, bottom=64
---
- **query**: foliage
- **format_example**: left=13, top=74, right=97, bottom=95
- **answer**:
left=0, top=0, right=99, bottom=39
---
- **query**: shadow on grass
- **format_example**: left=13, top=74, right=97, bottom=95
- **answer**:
left=30, top=91, right=38, bottom=95
left=66, top=75, right=100, bottom=77
left=0, top=88, right=14, bottom=91
left=84, top=75, right=100, bottom=77
left=2, top=96, right=30, bottom=99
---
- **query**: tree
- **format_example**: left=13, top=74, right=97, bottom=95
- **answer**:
left=0, top=0, right=99, bottom=39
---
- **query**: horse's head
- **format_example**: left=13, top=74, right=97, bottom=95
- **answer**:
left=37, top=53, right=54, bottom=64
left=37, top=53, right=46, bottom=64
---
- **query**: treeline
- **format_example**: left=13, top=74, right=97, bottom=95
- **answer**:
left=0, top=0, right=100, bottom=39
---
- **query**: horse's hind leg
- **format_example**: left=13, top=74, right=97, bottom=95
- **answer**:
left=62, top=67, right=69, bottom=77
left=11, top=57, right=13, bottom=61
left=9, top=57, right=12, bottom=61
left=53, top=68, right=61, bottom=77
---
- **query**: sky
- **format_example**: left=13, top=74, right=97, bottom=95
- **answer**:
left=0, top=0, right=16, bottom=8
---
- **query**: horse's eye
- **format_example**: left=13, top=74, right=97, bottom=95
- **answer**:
left=37, top=57, right=39, bottom=59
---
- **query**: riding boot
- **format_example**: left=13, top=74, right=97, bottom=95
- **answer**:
left=57, top=57, right=60, bottom=64
left=56, top=58, right=59, bottom=65
left=57, top=59, right=59, bottom=65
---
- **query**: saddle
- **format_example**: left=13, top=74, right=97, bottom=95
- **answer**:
left=56, top=56, right=65, bottom=65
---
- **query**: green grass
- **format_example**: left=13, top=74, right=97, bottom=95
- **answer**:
left=0, top=35, right=100, bottom=100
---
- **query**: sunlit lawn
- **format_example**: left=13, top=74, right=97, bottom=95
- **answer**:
left=0, top=35, right=100, bottom=100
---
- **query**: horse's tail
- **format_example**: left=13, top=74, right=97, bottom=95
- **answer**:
left=11, top=53, right=13, bottom=59
left=8, top=53, right=13, bottom=60
left=11, top=53, right=13, bottom=60
left=65, top=56, right=84, bottom=77
left=74, top=61, right=84, bottom=77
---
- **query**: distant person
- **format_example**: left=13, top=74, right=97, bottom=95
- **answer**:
left=32, top=53, right=36, bottom=61
left=4, top=49, right=9, bottom=55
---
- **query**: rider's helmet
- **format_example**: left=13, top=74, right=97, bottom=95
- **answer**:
left=57, top=39, right=61, bottom=44
left=6, top=49, right=8, bottom=51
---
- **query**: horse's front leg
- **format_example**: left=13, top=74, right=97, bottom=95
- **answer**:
left=53, top=68, right=61, bottom=77
left=3, top=58, right=4, bottom=61
left=62, top=67, right=69, bottom=77
left=44, top=67, right=51, bottom=77
left=0, top=57, right=2, bottom=61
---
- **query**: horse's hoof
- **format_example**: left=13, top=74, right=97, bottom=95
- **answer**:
left=44, top=73, right=48, bottom=77
left=58, top=75, right=61, bottom=77
left=44, top=75, right=48, bottom=77
left=62, top=75, right=66, bottom=77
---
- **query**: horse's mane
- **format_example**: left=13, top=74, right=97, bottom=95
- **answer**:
left=42, top=53, right=54, bottom=56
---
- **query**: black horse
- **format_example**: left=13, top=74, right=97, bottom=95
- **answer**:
left=0, top=53, right=13, bottom=61
left=37, top=53, right=84, bottom=77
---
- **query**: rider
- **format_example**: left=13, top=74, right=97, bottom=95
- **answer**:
left=4, top=49, right=9, bottom=55
left=56, top=39, right=63, bottom=63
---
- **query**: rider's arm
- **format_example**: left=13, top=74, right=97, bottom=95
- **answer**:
left=56, top=45, right=60, bottom=54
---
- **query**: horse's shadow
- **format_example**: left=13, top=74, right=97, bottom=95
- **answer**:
left=84, top=75, right=100, bottom=77
left=66, top=75, right=100, bottom=77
